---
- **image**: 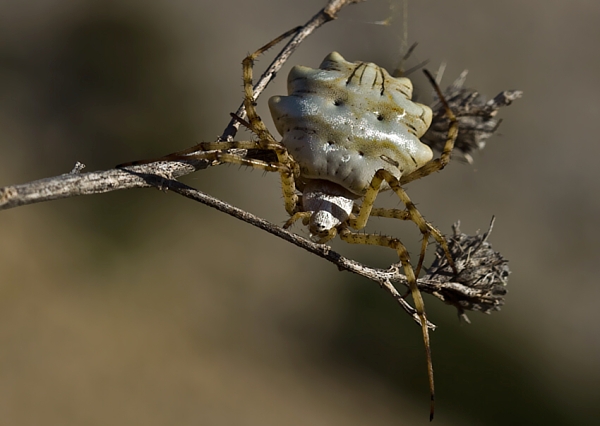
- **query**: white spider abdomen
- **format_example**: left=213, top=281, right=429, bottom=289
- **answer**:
left=269, top=52, right=434, bottom=196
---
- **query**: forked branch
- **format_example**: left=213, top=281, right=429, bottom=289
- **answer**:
left=0, top=0, right=513, bottom=328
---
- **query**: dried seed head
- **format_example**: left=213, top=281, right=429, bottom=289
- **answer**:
left=425, top=218, right=510, bottom=320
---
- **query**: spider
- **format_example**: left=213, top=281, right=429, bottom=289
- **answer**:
left=120, top=29, right=458, bottom=420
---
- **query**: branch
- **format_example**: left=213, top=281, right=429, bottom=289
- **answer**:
left=0, top=158, right=510, bottom=328
left=0, top=0, right=514, bottom=329
left=0, top=162, right=185, bottom=209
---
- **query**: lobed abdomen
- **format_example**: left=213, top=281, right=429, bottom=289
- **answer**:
left=269, top=52, right=433, bottom=195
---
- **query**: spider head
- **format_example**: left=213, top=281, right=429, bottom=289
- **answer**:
left=301, top=180, right=356, bottom=244
left=308, top=214, right=338, bottom=243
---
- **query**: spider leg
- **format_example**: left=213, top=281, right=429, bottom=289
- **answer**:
left=356, top=205, right=435, bottom=276
left=357, top=206, right=410, bottom=221
left=117, top=141, right=285, bottom=168
left=338, top=226, right=435, bottom=420
left=283, top=211, right=311, bottom=229
left=241, top=29, right=300, bottom=215
left=120, top=29, right=301, bottom=216
left=351, top=169, right=457, bottom=276
left=187, top=141, right=294, bottom=177
left=162, top=144, right=292, bottom=174
left=400, top=69, right=459, bottom=186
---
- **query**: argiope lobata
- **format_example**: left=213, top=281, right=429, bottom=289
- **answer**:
left=121, top=29, right=460, bottom=420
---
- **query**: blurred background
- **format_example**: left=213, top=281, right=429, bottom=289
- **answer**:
left=1, top=0, right=599, bottom=424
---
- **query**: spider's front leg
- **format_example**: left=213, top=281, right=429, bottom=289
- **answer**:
left=117, top=140, right=292, bottom=175
left=400, top=70, right=459, bottom=186
left=241, top=28, right=301, bottom=216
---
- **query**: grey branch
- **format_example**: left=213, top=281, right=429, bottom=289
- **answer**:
left=0, top=0, right=514, bottom=329
left=0, top=160, right=510, bottom=329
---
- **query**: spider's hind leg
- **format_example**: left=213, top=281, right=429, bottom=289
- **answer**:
left=350, top=169, right=456, bottom=277
left=343, top=168, right=452, bottom=421
left=337, top=226, right=435, bottom=420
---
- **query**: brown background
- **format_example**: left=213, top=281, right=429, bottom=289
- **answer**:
left=1, top=0, right=598, bottom=425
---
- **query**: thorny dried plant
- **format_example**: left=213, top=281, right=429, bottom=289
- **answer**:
left=424, top=218, right=510, bottom=320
